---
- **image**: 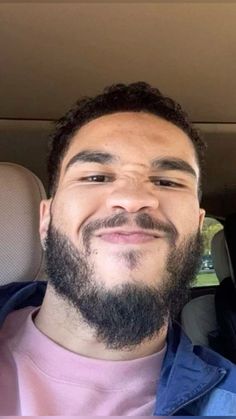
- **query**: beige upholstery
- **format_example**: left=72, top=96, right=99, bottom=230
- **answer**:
left=181, top=229, right=229, bottom=346
left=0, top=162, right=46, bottom=285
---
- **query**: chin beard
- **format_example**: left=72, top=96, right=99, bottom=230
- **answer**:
left=45, top=220, right=203, bottom=351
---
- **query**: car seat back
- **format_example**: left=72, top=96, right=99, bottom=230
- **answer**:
left=0, top=162, right=46, bottom=285
left=181, top=228, right=230, bottom=346
left=211, top=214, right=236, bottom=362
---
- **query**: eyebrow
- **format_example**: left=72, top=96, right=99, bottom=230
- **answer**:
left=151, top=157, right=197, bottom=179
left=65, top=150, right=197, bottom=179
left=65, top=150, right=118, bottom=173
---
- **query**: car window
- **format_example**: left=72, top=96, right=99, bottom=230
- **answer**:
left=194, top=217, right=223, bottom=287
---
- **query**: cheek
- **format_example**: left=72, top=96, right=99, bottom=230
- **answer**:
left=162, top=195, right=201, bottom=233
left=51, top=189, right=101, bottom=237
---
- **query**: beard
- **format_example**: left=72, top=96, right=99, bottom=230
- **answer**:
left=45, top=212, right=203, bottom=350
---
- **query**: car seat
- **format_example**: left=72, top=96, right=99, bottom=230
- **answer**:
left=181, top=228, right=231, bottom=347
left=211, top=213, right=236, bottom=362
left=0, top=162, right=47, bottom=286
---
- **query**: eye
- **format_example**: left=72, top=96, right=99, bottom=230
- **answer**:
left=80, top=175, right=114, bottom=183
left=150, top=178, right=183, bottom=188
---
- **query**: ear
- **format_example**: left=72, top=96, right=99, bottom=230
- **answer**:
left=199, top=208, right=206, bottom=232
left=39, top=198, right=52, bottom=244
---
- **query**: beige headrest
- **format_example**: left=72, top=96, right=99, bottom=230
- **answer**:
left=0, top=163, right=47, bottom=286
left=211, top=229, right=231, bottom=282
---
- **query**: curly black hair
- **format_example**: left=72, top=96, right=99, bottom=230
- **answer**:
left=48, top=82, right=206, bottom=198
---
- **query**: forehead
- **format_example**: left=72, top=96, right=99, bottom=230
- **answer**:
left=61, top=111, right=198, bottom=172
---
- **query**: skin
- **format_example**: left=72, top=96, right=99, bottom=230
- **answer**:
left=36, top=111, right=205, bottom=361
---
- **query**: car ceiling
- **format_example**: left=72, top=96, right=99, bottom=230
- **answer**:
left=0, top=1, right=236, bottom=217
left=1, top=1, right=236, bottom=121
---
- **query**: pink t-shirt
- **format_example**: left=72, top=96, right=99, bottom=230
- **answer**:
left=0, top=307, right=166, bottom=415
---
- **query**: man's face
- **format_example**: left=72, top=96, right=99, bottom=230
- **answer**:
left=40, top=112, right=205, bottom=348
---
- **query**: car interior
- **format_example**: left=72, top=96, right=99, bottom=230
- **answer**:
left=1, top=2, right=236, bottom=363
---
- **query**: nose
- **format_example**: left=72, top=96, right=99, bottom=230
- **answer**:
left=106, top=182, right=159, bottom=213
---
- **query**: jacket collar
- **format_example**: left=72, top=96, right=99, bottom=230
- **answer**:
left=155, top=322, right=226, bottom=416
left=0, top=281, right=46, bottom=327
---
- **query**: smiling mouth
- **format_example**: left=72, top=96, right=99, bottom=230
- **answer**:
left=97, top=231, right=159, bottom=244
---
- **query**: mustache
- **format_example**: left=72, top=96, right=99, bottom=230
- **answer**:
left=82, top=212, right=178, bottom=247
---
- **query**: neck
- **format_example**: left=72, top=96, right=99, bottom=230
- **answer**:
left=34, top=285, right=168, bottom=361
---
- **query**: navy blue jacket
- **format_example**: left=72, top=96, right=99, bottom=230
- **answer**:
left=1, top=281, right=236, bottom=416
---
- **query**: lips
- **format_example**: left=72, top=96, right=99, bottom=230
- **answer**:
left=97, top=231, right=158, bottom=244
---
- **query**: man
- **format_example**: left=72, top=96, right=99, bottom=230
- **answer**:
left=0, top=82, right=236, bottom=416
